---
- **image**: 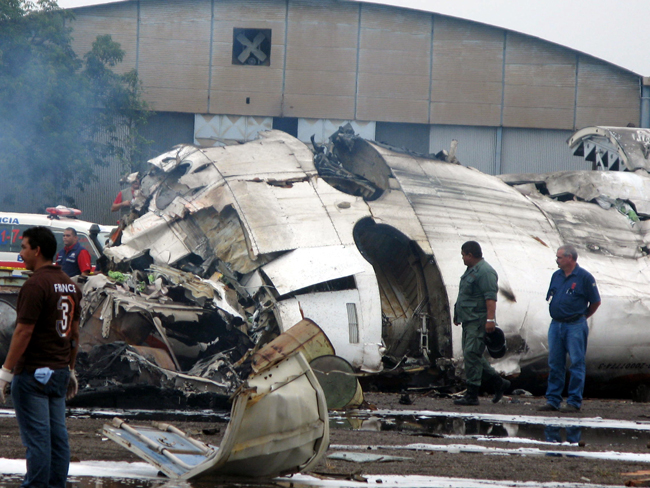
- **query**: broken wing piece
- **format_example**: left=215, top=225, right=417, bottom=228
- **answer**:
left=568, top=126, right=650, bottom=171
left=102, top=351, right=329, bottom=479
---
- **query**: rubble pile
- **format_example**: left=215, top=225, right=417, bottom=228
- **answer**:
left=75, top=266, right=254, bottom=407
left=75, top=130, right=373, bottom=407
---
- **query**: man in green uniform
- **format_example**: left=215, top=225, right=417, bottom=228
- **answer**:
left=453, top=241, right=510, bottom=405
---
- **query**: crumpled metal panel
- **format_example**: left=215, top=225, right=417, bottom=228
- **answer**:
left=110, top=296, right=202, bottom=322
left=366, top=185, right=433, bottom=255
left=526, top=192, right=645, bottom=259
left=147, top=265, right=213, bottom=308
left=106, top=212, right=191, bottom=264
left=178, top=163, right=224, bottom=190
left=568, top=126, right=650, bottom=171
left=148, top=145, right=206, bottom=174
left=251, top=319, right=335, bottom=374
left=260, top=245, right=366, bottom=295
left=499, top=170, right=650, bottom=217
left=228, top=179, right=342, bottom=255
left=201, top=131, right=316, bottom=179
left=305, top=182, right=370, bottom=247
left=103, top=352, right=329, bottom=479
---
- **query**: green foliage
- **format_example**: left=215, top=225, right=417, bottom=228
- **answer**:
left=0, top=0, right=149, bottom=206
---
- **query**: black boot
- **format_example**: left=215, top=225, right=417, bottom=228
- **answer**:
left=454, top=385, right=479, bottom=406
left=492, top=376, right=511, bottom=404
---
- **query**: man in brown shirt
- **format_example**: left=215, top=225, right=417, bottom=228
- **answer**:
left=0, top=226, right=82, bottom=488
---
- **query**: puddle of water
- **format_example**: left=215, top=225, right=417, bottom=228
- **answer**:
left=69, top=409, right=231, bottom=423
left=329, top=412, right=650, bottom=449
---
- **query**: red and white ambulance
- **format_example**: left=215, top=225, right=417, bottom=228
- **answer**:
left=0, top=206, right=114, bottom=274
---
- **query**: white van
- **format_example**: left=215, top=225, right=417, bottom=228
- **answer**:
left=0, top=208, right=115, bottom=271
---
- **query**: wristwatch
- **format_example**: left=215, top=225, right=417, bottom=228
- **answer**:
left=486, top=319, right=496, bottom=323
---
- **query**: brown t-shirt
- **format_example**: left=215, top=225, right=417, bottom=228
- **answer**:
left=15, top=265, right=82, bottom=373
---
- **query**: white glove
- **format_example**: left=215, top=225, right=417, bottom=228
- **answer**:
left=66, top=370, right=78, bottom=401
left=0, top=366, right=13, bottom=404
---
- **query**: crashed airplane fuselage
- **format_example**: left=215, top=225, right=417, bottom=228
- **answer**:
left=104, top=126, right=650, bottom=394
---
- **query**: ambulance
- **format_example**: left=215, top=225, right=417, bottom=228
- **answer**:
left=0, top=207, right=115, bottom=302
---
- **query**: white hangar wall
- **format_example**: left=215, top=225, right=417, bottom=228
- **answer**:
left=63, top=0, right=642, bottom=223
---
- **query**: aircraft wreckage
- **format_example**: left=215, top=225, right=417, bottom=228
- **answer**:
left=4, top=125, right=650, bottom=407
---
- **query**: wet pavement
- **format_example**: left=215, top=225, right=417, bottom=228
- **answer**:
left=0, top=468, right=622, bottom=488
left=330, top=409, right=650, bottom=449
left=2, top=407, right=650, bottom=488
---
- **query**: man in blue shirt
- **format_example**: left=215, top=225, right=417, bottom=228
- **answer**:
left=539, top=244, right=601, bottom=413
left=55, top=228, right=91, bottom=278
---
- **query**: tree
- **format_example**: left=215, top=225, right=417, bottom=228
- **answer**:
left=0, top=0, right=149, bottom=208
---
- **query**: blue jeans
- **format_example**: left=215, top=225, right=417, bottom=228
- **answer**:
left=545, top=318, right=589, bottom=409
left=12, top=368, right=71, bottom=488
left=545, top=425, right=582, bottom=443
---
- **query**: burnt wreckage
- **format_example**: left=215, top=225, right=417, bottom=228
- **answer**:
left=85, top=125, right=650, bottom=398
left=5, top=125, right=650, bottom=405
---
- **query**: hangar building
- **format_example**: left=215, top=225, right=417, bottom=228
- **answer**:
left=56, top=0, right=649, bottom=222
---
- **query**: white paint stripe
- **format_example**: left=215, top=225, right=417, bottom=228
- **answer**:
left=285, top=473, right=615, bottom=488
left=0, top=459, right=616, bottom=488
left=331, top=442, right=650, bottom=463
left=342, top=409, right=650, bottom=431
left=0, top=459, right=159, bottom=478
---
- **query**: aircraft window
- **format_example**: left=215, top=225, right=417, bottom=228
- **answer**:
left=347, top=303, right=359, bottom=344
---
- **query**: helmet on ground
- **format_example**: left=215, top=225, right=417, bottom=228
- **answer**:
left=485, top=327, right=507, bottom=358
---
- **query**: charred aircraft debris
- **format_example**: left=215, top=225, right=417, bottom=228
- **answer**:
left=4, top=125, right=650, bottom=408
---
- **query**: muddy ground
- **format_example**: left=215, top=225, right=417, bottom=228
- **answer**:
left=2, top=392, right=650, bottom=486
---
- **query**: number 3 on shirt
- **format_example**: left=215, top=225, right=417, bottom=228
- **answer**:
left=56, top=296, right=75, bottom=338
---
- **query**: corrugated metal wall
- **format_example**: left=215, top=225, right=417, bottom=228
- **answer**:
left=500, top=128, right=584, bottom=174
left=575, top=56, right=641, bottom=128
left=429, top=125, right=498, bottom=174
left=502, top=33, right=576, bottom=129
left=212, top=0, right=286, bottom=116
left=375, top=122, right=430, bottom=154
left=284, top=0, right=358, bottom=119
left=66, top=112, right=194, bottom=225
left=69, top=2, right=138, bottom=75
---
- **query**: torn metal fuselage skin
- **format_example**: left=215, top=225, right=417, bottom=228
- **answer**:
left=567, top=126, right=650, bottom=172
left=104, top=126, right=650, bottom=395
left=102, top=351, right=329, bottom=480
left=75, top=267, right=252, bottom=408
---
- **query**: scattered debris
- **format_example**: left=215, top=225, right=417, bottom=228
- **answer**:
left=7, top=124, right=650, bottom=412
left=328, top=452, right=413, bottom=463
